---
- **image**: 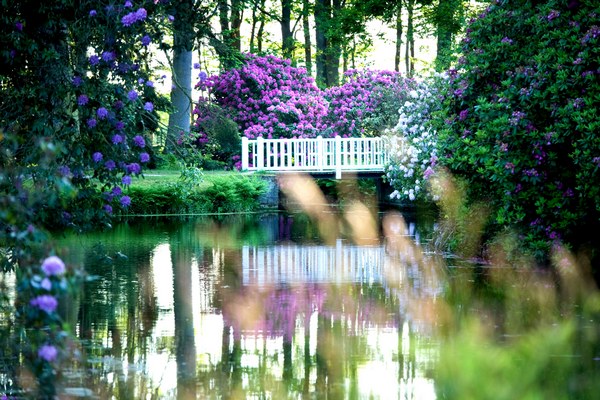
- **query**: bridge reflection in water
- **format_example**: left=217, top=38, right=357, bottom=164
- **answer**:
left=242, top=240, right=385, bottom=286
left=51, top=215, right=441, bottom=399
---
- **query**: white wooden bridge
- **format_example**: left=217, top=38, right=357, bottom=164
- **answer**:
left=241, top=136, right=389, bottom=179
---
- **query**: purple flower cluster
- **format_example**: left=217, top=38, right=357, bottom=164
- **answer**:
left=38, top=345, right=58, bottom=362
left=121, top=8, right=147, bottom=27
left=323, top=69, right=412, bottom=137
left=30, top=295, right=58, bottom=313
left=41, top=256, right=66, bottom=276
left=195, top=54, right=328, bottom=139
left=194, top=55, right=415, bottom=146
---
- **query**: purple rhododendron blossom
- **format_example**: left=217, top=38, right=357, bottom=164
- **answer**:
left=120, top=195, right=131, bottom=207
left=128, top=89, right=138, bottom=101
left=89, top=55, right=100, bottom=66
left=144, top=102, right=154, bottom=111
left=72, top=76, right=83, bottom=87
left=141, top=35, right=151, bottom=46
left=133, top=135, right=145, bottom=147
left=41, top=255, right=66, bottom=276
left=140, top=152, right=150, bottom=163
left=125, top=1, right=133, bottom=7
left=122, top=175, right=132, bottom=185
left=38, top=345, right=58, bottom=362
left=104, top=204, right=113, bottom=214
left=112, top=186, right=122, bottom=196
left=127, top=162, right=141, bottom=174
left=77, top=94, right=89, bottom=106
left=97, top=107, right=109, bottom=119
left=102, top=51, right=115, bottom=62
left=15, top=21, right=23, bottom=31
left=112, top=134, right=124, bottom=144
left=30, top=295, right=58, bottom=313
left=105, top=160, right=116, bottom=170
left=93, top=152, right=103, bottom=162
left=89, top=9, right=97, bottom=17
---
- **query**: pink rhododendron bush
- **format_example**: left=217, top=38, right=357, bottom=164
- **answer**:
left=193, top=54, right=417, bottom=166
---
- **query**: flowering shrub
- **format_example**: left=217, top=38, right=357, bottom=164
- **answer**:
left=0, top=1, right=169, bottom=235
left=323, top=69, right=417, bottom=137
left=0, top=0, right=170, bottom=394
left=194, top=54, right=328, bottom=140
left=385, top=74, right=448, bottom=202
left=436, top=0, right=600, bottom=255
left=16, top=255, right=82, bottom=398
left=194, top=55, right=423, bottom=148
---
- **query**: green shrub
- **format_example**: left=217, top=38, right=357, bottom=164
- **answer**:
left=436, top=1, right=600, bottom=258
left=125, top=172, right=267, bottom=215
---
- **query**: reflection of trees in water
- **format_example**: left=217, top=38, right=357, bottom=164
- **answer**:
left=55, top=214, right=440, bottom=398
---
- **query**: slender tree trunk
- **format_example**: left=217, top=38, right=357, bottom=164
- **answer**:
left=257, top=0, right=266, bottom=53
left=231, top=0, right=244, bottom=52
left=326, top=0, right=342, bottom=86
left=405, top=0, right=415, bottom=77
left=166, top=0, right=194, bottom=153
left=303, top=0, right=313, bottom=75
left=250, top=4, right=258, bottom=53
left=281, top=0, right=294, bottom=60
left=219, top=0, right=229, bottom=40
left=315, top=0, right=328, bottom=88
left=394, top=3, right=403, bottom=72
left=435, top=0, right=460, bottom=71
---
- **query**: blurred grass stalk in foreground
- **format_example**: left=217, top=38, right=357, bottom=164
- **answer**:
left=280, top=172, right=600, bottom=400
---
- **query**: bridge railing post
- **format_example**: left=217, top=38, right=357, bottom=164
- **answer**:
left=335, top=135, right=342, bottom=179
left=257, top=136, right=265, bottom=170
left=317, top=136, right=324, bottom=172
left=241, top=137, right=249, bottom=171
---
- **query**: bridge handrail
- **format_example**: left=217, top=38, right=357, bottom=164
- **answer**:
left=241, top=136, right=390, bottom=179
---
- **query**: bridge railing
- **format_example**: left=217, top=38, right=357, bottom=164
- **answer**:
left=241, top=136, right=390, bottom=179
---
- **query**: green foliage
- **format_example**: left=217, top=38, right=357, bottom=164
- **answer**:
left=126, top=173, right=268, bottom=215
left=198, top=174, right=268, bottom=213
left=436, top=1, right=600, bottom=258
left=192, top=102, right=241, bottom=169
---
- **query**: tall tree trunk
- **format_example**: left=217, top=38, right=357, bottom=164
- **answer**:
left=219, top=0, right=229, bottom=40
left=435, top=0, right=460, bottom=71
left=250, top=4, right=258, bottom=53
left=405, top=0, right=415, bottom=77
left=394, top=3, right=403, bottom=72
left=166, top=0, right=194, bottom=153
left=231, top=0, right=244, bottom=52
left=325, top=0, right=342, bottom=86
left=303, top=0, right=313, bottom=75
left=315, top=0, right=328, bottom=88
left=281, top=0, right=294, bottom=61
left=257, top=0, right=266, bottom=53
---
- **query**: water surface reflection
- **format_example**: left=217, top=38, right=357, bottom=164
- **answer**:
left=57, top=213, right=439, bottom=399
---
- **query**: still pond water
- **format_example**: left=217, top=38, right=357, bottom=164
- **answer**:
left=19, top=212, right=600, bottom=398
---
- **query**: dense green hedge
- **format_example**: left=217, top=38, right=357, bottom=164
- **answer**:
left=125, top=174, right=269, bottom=215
